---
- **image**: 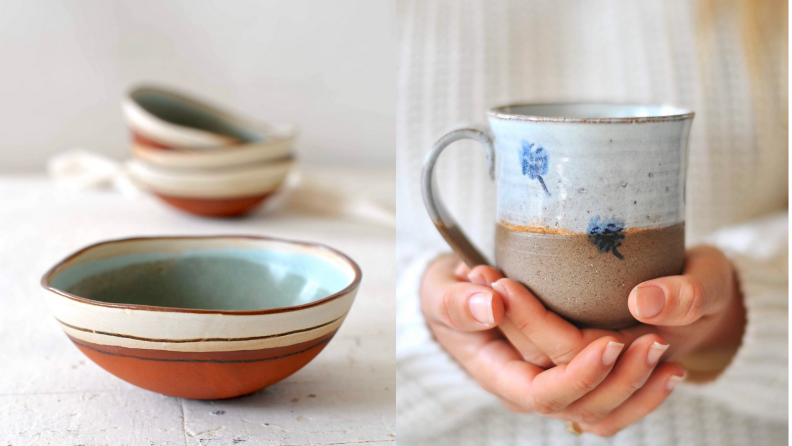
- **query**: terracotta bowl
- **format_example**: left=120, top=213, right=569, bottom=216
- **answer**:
left=41, top=236, right=361, bottom=399
left=122, top=86, right=297, bottom=151
left=127, top=158, right=294, bottom=217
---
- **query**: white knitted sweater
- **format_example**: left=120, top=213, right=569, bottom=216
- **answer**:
left=395, top=0, right=788, bottom=444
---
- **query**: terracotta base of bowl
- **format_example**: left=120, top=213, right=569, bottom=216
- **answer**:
left=154, top=192, right=275, bottom=217
left=67, top=331, right=336, bottom=399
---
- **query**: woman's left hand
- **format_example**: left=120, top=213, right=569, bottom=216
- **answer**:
left=626, top=245, right=746, bottom=363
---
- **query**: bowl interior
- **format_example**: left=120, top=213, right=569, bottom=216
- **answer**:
left=133, top=89, right=265, bottom=144
left=491, top=103, right=691, bottom=119
left=47, top=238, right=358, bottom=311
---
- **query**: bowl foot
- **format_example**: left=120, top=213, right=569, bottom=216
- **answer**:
left=155, top=192, right=275, bottom=217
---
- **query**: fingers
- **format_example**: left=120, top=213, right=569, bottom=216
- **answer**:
left=453, top=262, right=471, bottom=279
left=421, top=258, right=505, bottom=331
left=453, top=262, right=502, bottom=285
left=423, top=282, right=505, bottom=331
left=491, top=278, right=585, bottom=364
left=453, top=332, right=624, bottom=415
left=465, top=266, right=557, bottom=366
left=491, top=277, right=658, bottom=367
left=522, top=337, right=624, bottom=414
left=434, top=310, right=631, bottom=421
left=579, top=363, right=687, bottom=437
left=491, top=278, right=655, bottom=365
left=499, top=317, right=554, bottom=368
left=463, top=336, right=546, bottom=400
left=466, top=264, right=504, bottom=286
left=628, top=246, right=733, bottom=326
left=562, top=334, right=668, bottom=424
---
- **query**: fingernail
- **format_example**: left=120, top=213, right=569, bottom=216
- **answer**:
left=647, top=342, right=670, bottom=365
left=469, top=292, right=494, bottom=324
left=491, top=280, right=508, bottom=297
left=468, top=272, right=487, bottom=286
left=601, top=341, right=624, bottom=366
left=635, top=286, right=665, bottom=319
left=667, top=371, right=687, bottom=391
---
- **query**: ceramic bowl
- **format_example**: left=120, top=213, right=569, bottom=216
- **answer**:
left=41, top=236, right=361, bottom=399
left=127, top=158, right=294, bottom=217
left=131, top=137, right=294, bottom=169
left=122, top=86, right=297, bottom=151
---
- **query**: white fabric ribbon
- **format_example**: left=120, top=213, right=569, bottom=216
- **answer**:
left=46, top=149, right=395, bottom=228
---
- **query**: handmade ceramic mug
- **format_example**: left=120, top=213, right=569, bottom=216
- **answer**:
left=422, top=103, right=694, bottom=329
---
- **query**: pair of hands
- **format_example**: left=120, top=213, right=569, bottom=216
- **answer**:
left=420, top=246, right=746, bottom=437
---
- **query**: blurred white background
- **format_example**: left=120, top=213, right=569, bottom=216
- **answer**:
left=0, top=0, right=396, bottom=172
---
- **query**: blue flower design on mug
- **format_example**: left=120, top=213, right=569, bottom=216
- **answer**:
left=587, top=215, right=626, bottom=260
left=520, top=141, right=550, bottom=196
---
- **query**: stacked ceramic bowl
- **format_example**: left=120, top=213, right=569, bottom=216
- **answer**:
left=123, top=86, right=297, bottom=217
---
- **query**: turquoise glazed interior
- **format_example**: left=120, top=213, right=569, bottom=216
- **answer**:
left=50, top=248, right=353, bottom=311
left=134, top=90, right=265, bottom=143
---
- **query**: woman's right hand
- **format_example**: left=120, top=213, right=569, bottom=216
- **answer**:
left=420, top=254, right=686, bottom=437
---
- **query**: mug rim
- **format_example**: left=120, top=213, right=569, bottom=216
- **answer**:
left=488, top=102, right=695, bottom=123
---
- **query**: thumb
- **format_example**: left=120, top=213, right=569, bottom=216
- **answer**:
left=627, top=246, right=733, bottom=326
left=420, top=257, right=505, bottom=331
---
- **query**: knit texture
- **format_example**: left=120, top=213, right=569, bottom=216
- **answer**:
left=396, top=0, right=788, bottom=444
left=396, top=0, right=788, bottom=260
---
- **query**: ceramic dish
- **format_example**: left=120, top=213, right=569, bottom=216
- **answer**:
left=41, top=236, right=361, bottom=399
left=126, top=158, right=294, bottom=198
left=130, top=137, right=294, bottom=169
left=127, top=158, right=293, bottom=217
left=122, top=86, right=297, bottom=150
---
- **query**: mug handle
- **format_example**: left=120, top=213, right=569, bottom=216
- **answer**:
left=422, top=127, right=496, bottom=267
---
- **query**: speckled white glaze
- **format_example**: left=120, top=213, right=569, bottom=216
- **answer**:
left=488, top=104, right=693, bottom=234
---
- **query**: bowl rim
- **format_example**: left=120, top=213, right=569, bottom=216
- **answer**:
left=124, top=85, right=300, bottom=149
left=487, top=101, right=695, bottom=123
left=123, top=88, right=243, bottom=149
left=41, top=235, right=362, bottom=316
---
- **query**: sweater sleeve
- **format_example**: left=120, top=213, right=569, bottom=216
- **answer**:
left=396, top=246, right=500, bottom=440
left=677, top=212, right=788, bottom=422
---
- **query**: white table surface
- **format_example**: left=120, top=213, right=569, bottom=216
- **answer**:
left=0, top=167, right=395, bottom=446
